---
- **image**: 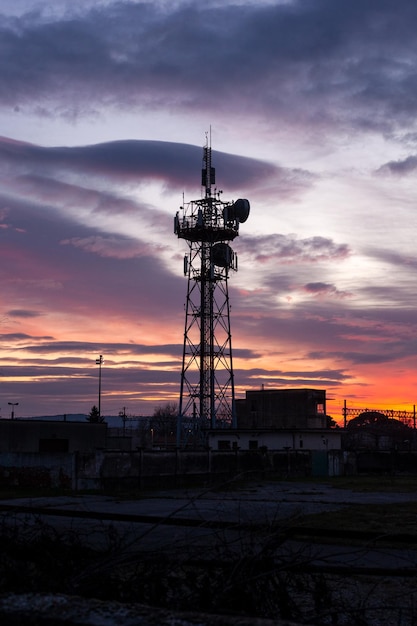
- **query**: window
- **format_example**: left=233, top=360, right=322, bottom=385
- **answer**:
left=248, top=440, right=258, bottom=450
left=218, top=440, right=231, bottom=450
left=39, top=438, right=69, bottom=453
left=316, top=403, right=325, bottom=415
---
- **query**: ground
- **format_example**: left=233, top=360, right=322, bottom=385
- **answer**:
left=0, top=476, right=416, bottom=624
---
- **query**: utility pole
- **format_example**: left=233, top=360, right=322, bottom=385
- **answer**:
left=96, top=355, right=103, bottom=419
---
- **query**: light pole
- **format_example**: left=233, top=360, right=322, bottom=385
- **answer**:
left=8, top=402, right=18, bottom=420
left=119, top=406, right=127, bottom=436
left=96, top=355, right=103, bottom=419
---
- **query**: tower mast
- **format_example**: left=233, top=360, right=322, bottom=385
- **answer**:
left=174, top=136, right=250, bottom=446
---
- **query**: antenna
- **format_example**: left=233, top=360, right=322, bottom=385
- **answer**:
left=174, top=134, right=250, bottom=447
left=201, top=132, right=215, bottom=197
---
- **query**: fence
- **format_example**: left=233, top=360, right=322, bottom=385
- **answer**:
left=2, top=448, right=414, bottom=491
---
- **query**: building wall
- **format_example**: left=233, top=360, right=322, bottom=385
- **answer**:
left=0, top=447, right=346, bottom=490
left=208, top=429, right=341, bottom=452
left=0, top=419, right=107, bottom=453
left=237, top=388, right=327, bottom=429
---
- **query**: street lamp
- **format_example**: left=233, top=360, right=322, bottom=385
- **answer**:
left=95, top=355, right=103, bottom=419
left=119, top=406, right=127, bottom=436
left=8, top=402, right=18, bottom=420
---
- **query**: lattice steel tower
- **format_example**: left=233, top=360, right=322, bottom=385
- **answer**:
left=174, top=137, right=250, bottom=445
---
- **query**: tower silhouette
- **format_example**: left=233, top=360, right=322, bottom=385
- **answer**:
left=174, top=136, right=250, bottom=446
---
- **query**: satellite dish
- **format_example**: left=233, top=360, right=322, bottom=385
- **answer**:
left=212, top=242, right=234, bottom=268
left=233, top=198, right=250, bottom=223
left=223, top=199, right=250, bottom=225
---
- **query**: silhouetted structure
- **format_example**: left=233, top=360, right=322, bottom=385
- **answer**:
left=0, top=419, right=106, bottom=453
left=236, top=388, right=327, bottom=429
left=174, top=135, right=250, bottom=445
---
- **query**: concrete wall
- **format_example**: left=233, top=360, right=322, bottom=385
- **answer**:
left=207, top=428, right=341, bottom=451
left=0, top=447, right=343, bottom=490
left=2, top=448, right=417, bottom=492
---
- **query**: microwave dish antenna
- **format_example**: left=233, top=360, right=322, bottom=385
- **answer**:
left=174, top=134, right=250, bottom=446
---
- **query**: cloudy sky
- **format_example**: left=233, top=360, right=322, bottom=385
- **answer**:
left=2, top=0, right=417, bottom=421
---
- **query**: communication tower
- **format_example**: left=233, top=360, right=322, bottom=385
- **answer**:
left=174, top=136, right=250, bottom=445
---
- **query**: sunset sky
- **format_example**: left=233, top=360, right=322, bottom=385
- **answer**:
left=2, top=0, right=417, bottom=422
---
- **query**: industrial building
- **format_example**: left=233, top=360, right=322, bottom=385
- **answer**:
left=0, top=419, right=107, bottom=453
left=236, top=388, right=327, bottom=429
left=208, top=388, right=341, bottom=452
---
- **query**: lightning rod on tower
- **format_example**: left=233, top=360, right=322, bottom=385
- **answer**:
left=174, top=135, right=250, bottom=446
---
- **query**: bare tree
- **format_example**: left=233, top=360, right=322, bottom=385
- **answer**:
left=152, top=403, right=178, bottom=447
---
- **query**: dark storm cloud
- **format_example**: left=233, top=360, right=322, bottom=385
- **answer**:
left=0, top=137, right=278, bottom=191
left=2, top=0, right=417, bottom=131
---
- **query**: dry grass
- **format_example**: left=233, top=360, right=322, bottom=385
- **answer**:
left=296, top=501, right=417, bottom=538
left=329, top=474, right=417, bottom=493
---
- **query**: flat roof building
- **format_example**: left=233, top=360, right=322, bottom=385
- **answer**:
left=0, top=419, right=107, bottom=453
left=236, top=388, right=327, bottom=430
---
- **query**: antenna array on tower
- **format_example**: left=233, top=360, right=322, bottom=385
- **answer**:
left=174, top=137, right=250, bottom=446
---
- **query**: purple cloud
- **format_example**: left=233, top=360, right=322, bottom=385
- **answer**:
left=0, top=136, right=280, bottom=192
left=378, top=155, right=417, bottom=175
left=302, top=282, right=353, bottom=299
left=1, top=1, right=417, bottom=134
left=243, top=234, right=350, bottom=264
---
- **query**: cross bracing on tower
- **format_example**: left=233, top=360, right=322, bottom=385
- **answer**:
left=174, top=137, right=250, bottom=446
